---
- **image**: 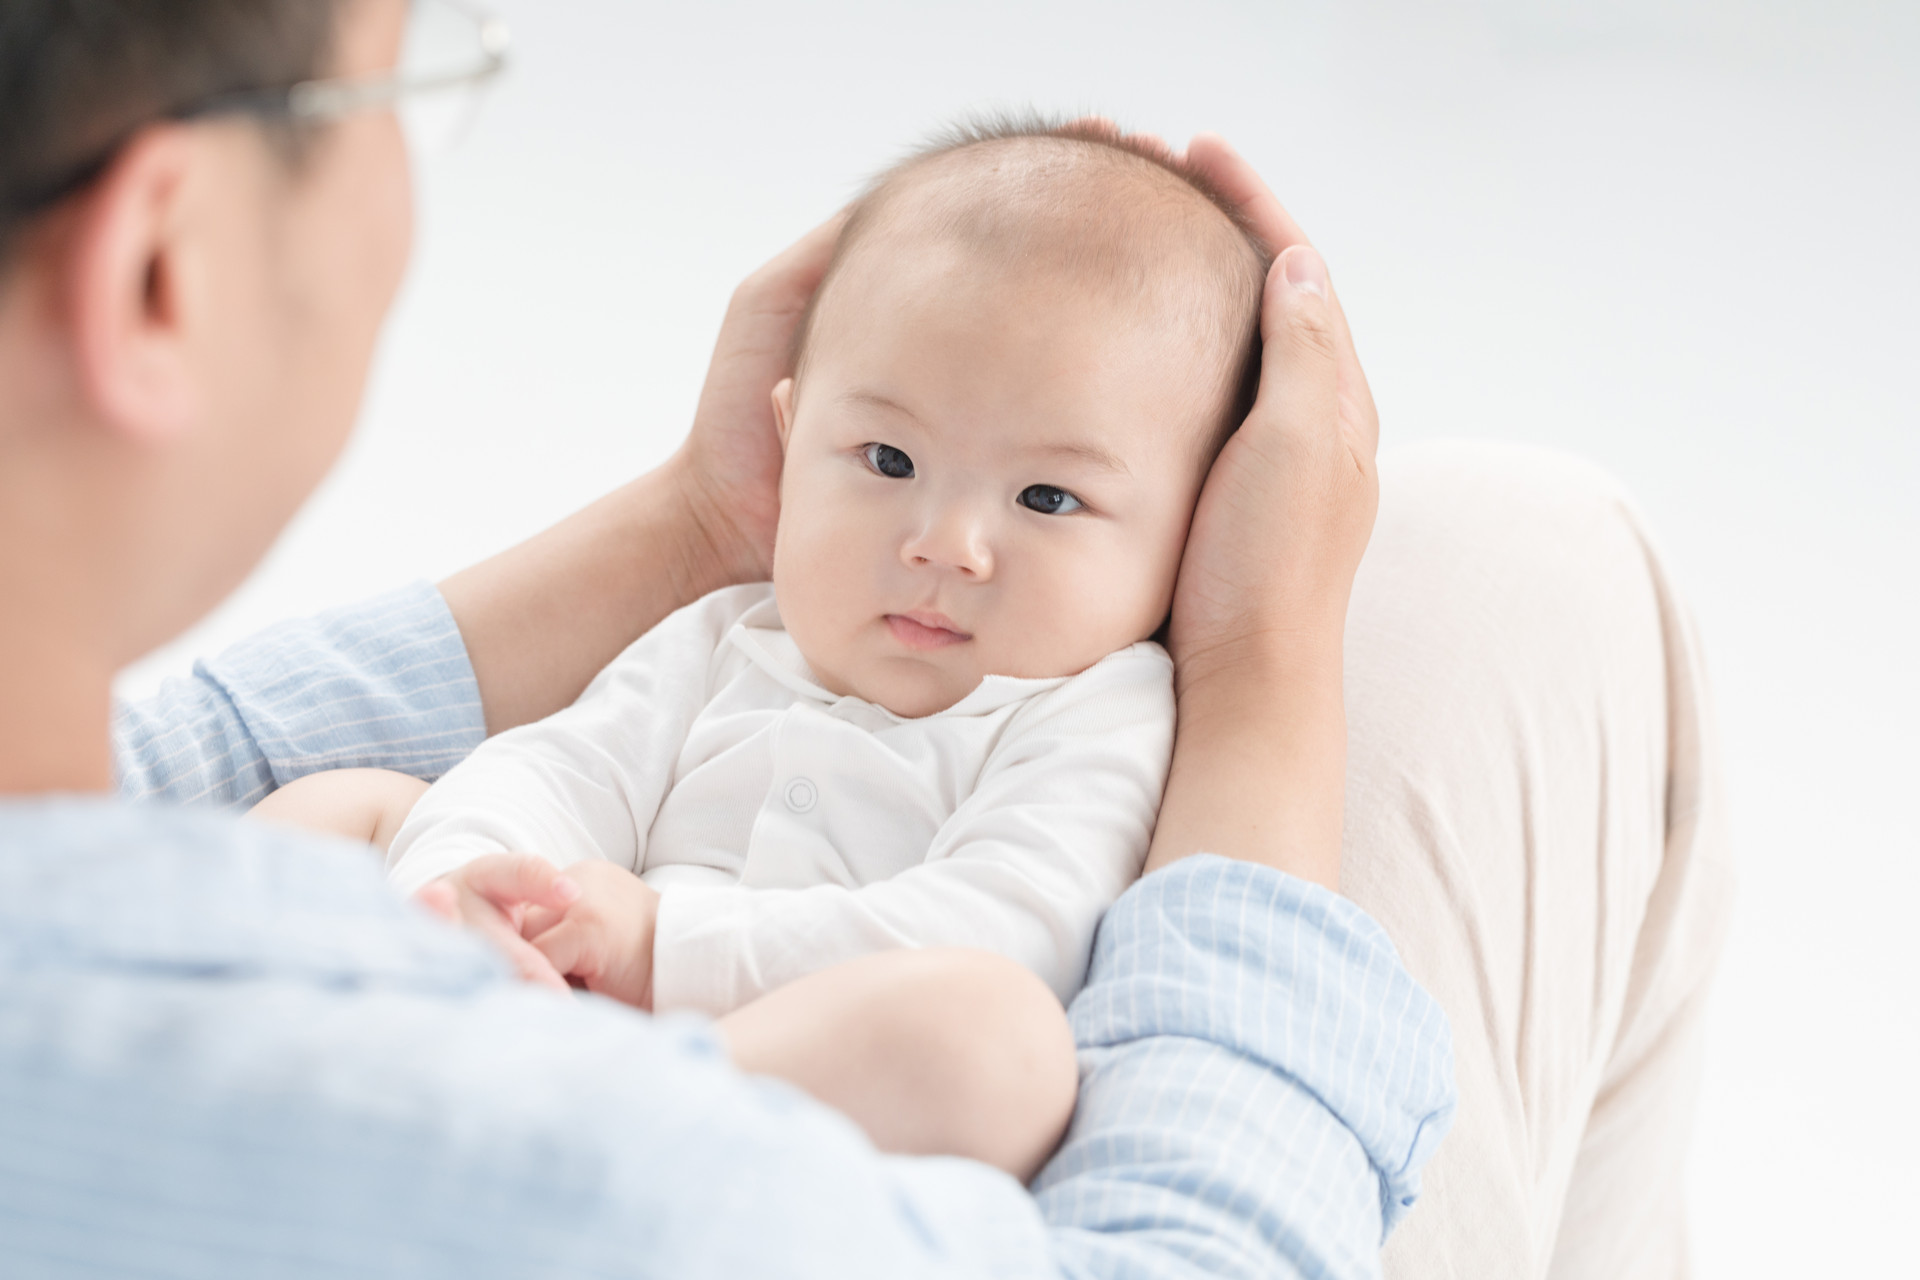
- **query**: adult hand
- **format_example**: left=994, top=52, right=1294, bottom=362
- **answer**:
left=439, top=212, right=845, bottom=734
left=670, top=211, right=849, bottom=585
left=1174, top=133, right=1379, bottom=687
left=1142, top=134, right=1380, bottom=890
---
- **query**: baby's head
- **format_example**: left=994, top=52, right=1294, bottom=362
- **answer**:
left=771, top=117, right=1270, bottom=717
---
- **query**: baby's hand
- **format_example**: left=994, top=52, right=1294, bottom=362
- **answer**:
left=524, top=861, right=661, bottom=1010
left=415, top=854, right=582, bottom=991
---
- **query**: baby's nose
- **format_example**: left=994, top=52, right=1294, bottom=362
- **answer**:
left=903, top=509, right=993, bottom=579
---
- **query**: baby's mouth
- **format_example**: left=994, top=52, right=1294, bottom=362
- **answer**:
left=884, top=611, right=972, bottom=651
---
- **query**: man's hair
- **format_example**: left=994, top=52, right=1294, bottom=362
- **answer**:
left=0, top=0, right=341, bottom=259
left=794, top=112, right=1273, bottom=445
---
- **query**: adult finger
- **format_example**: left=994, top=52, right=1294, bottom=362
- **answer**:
left=1185, top=132, right=1370, bottom=428
left=458, top=854, right=582, bottom=915
left=736, top=207, right=849, bottom=319
left=1064, top=114, right=1122, bottom=141
left=413, top=880, right=459, bottom=924
left=1128, top=130, right=1171, bottom=157
left=1254, top=246, right=1343, bottom=458
left=1185, top=132, right=1310, bottom=255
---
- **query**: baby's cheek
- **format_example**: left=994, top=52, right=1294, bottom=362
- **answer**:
left=774, top=509, right=879, bottom=690
left=1000, top=555, right=1147, bottom=676
left=1096, top=538, right=1180, bottom=641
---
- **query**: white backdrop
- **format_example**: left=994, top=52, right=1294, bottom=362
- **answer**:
left=120, top=2, right=1918, bottom=1272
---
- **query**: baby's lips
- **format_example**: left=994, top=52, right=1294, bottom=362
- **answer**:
left=885, top=613, right=972, bottom=651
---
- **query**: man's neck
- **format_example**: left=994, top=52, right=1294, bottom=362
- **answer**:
left=0, top=597, right=116, bottom=795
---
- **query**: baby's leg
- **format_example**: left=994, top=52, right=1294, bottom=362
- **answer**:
left=718, top=949, right=1078, bottom=1182
left=249, top=767, right=431, bottom=853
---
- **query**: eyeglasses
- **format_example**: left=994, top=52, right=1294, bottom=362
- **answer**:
left=261, top=0, right=511, bottom=152
left=6, top=0, right=510, bottom=223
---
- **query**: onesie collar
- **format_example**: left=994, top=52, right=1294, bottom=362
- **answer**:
left=725, top=596, right=1068, bottom=723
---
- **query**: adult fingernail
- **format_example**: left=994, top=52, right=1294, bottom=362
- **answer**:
left=1283, top=246, right=1327, bottom=298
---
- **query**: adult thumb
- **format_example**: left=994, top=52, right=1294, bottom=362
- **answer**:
left=1252, top=246, right=1341, bottom=453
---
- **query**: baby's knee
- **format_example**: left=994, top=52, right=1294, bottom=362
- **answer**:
left=888, top=950, right=1079, bottom=1177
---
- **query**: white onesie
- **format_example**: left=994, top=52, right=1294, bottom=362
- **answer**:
left=387, top=583, right=1174, bottom=1016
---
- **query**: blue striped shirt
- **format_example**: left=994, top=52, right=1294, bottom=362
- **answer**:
left=0, top=583, right=1453, bottom=1277
left=113, top=584, right=485, bottom=808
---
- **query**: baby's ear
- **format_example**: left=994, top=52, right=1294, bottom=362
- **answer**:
left=771, top=378, right=796, bottom=451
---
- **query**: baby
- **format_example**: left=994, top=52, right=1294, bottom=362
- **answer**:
left=256, top=117, right=1268, bottom=1177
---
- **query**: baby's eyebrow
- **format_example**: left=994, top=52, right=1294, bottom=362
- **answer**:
left=839, top=388, right=1129, bottom=476
left=1031, top=440, right=1131, bottom=476
left=837, top=389, right=923, bottom=422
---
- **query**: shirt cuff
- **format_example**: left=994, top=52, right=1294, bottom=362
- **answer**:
left=649, top=885, right=758, bottom=1016
left=1075, top=854, right=1457, bottom=1235
left=203, top=582, right=487, bottom=788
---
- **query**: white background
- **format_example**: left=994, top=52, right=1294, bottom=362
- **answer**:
left=120, top=1, right=1918, bottom=1272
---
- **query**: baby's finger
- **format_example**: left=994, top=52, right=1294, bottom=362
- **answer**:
left=528, top=917, right=599, bottom=986
left=461, top=854, right=582, bottom=914
left=473, top=911, right=571, bottom=991
left=518, top=901, right=566, bottom=940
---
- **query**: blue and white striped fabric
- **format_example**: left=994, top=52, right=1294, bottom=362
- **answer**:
left=1043, top=864, right=1454, bottom=1278
left=113, top=582, right=485, bottom=810
left=0, top=584, right=1457, bottom=1277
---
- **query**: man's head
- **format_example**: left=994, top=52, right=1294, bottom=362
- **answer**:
left=0, top=0, right=411, bottom=668
left=770, top=118, right=1270, bottom=718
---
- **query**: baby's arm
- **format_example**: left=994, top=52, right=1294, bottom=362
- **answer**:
left=506, top=639, right=1166, bottom=1180
left=522, top=859, right=1077, bottom=1180
left=250, top=768, right=430, bottom=853
left=665, top=660, right=1167, bottom=1180
left=385, top=586, right=758, bottom=895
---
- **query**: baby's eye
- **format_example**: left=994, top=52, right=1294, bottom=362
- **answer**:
left=863, top=443, right=915, bottom=479
left=1017, top=484, right=1084, bottom=516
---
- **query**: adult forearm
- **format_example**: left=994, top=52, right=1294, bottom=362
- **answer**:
left=437, top=455, right=747, bottom=735
left=1144, top=630, right=1346, bottom=890
left=1038, top=856, right=1456, bottom=1275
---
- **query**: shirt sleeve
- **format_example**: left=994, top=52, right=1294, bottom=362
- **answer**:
left=113, top=582, right=486, bottom=811
left=649, top=648, right=1174, bottom=1014
left=2, top=811, right=1451, bottom=1280
left=384, top=585, right=758, bottom=895
left=1040, top=856, right=1458, bottom=1276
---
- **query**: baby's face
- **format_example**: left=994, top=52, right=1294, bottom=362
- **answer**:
left=770, top=240, right=1223, bottom=718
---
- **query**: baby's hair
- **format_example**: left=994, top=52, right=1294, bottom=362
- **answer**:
left=793, top=111, right=1273, bottom=450
left=880, top=110, right=1270, bottom=258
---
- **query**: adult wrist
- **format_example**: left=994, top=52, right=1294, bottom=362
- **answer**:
left=1150, top=620, right=1349, bottom=890
left=658, top=448, right=771, bottom=596
left=1172, top=620, right=1345, bottom=721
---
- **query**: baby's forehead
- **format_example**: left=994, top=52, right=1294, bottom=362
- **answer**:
left=848, top=138, right=1260, bottom=306
left=796, top=131, right=1269, bottom=460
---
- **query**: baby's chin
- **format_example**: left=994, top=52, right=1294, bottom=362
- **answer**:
left=842, top=658, right=981, bottom=720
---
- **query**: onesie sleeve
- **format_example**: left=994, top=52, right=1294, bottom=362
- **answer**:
left=113, top=582, right=486, bottom=811
left=385, top=585, right=767, bottom=895
left=650, top=644, right=1174, bottom=1014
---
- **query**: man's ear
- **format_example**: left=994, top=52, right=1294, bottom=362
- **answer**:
left=65, top=125, right=205, bottom=445
left=771, top=377, right=796, bottom=452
